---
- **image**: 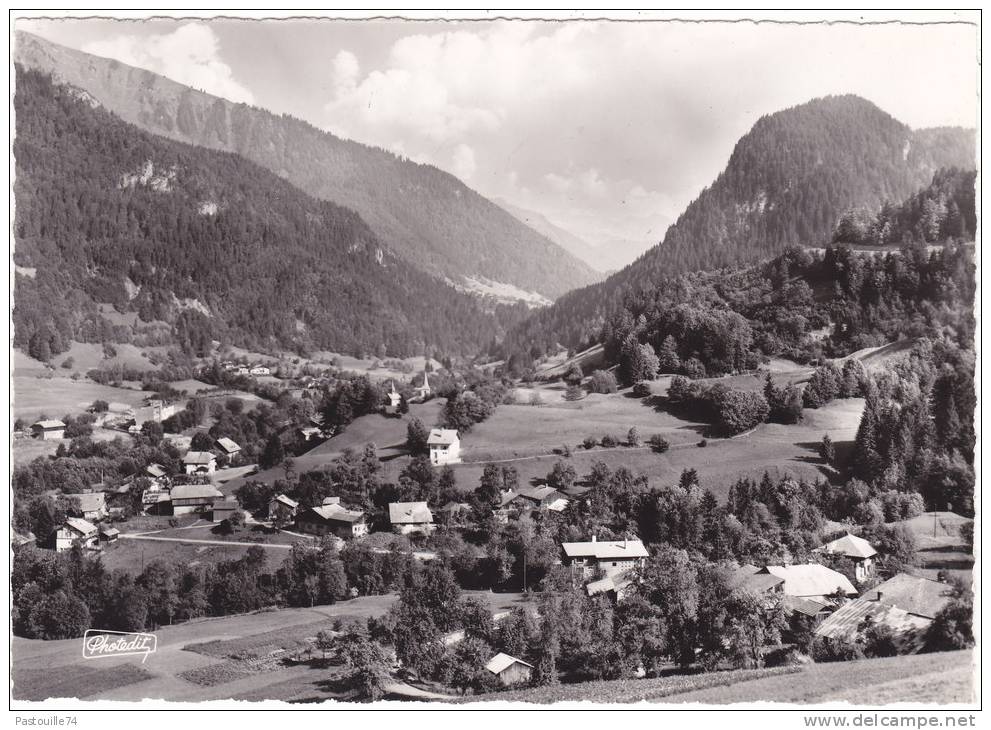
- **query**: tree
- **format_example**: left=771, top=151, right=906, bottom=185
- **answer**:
left=627, top=427, right=641, bottom=448
left=588, top=370, right=618, bottom=394
left=724, top=592, right=787, bottom=668
left=619, top=338, right=659, bottom=386
left=564, top=363, right=584, bottom=386
left=648, top=434, right=669, bottom=453
left=338, top=631, right=392, bottom=701
left=190, top=431, right=214, bottom=451
left=25, top=590, right=91, bottom=639
left=820, top=434, right=836, bottom=464
left=546, top=461, right=577, bottom=492
left=924, top=585, right=973, bottom=651
left=803, top=364, right=842, bottom=409
left=716, top=390, right=770, bottom=435
left=657, top=335, right=681, bottom=373
left=260, top=433, right=286, bottom=470
left=475, top=463, right=505, bottom=509
left=406, top=417, right=430, bottom=454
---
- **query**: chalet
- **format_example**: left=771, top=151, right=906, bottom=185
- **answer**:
left=169, top=483, right=224, bottom=515
left=518, top=486, right=569, bottom=512
left=269, top=494, right=299, bottom=523
left=182, top=451, right=217, bottom=475
left=813, top=574, right=955, bottom=653
left=561, top=537, right=649, bottom=581
left=71, top=492, right=108, bottom=522
left=145, top=463, right=169, bottom=480
left=296, top=503, right=369, bottom=539
left=31, top=419, right=66, bottom=440
left=389, top=501, right=435, bottom=535
left=99, top=525, right=120, bottom=544
left=427, top=428, right=461, bottom=465
left=815, top=533, right=878, bottom=583
left=215, top=437, right=242, bottom=458
left=485, top=653, right=534, bottom=686
left=211, top=500, right=239, bottom=523
left=54, top=518, right=98, bottom=552
left=764, top=564, right=858, bottom=602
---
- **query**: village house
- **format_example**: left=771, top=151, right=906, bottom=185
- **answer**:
left=493, top=490, right=521, bottom=523
left=296, top=502, right=369, bottom=539
left=427, top=428, right=461, bottom=465
left=268, top=494, right=299, bottom=523
left=815, top=532, right=878, bottom=583
left=518, top=486, right=569, bottom=512
left=31, top=419, right=66, bottom=440
left=215, top=437, right=242, bottom=460
left=182, top=451, right=217, bottom=475
left=99, top=524, right=120, bottom=544
left=389, top=501, right=435, bottom=535
left=54, top=518, right=98, bottom=552
left=169, top=483, right=224, bottom=515
left=561, top=536, right=649, bottom=583
left=763, top=564, right=858, bottom=602
left=484, top=653, right=534, bottom=686
left=71, top=491, right=108, bottom=522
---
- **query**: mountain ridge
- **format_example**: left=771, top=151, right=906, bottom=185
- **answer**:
left=14, top=31, right=598, bottom=301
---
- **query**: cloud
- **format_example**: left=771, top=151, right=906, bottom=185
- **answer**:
left=451, top=143, right=477, bottom=181
left=83, top=23, right=254, bottom=105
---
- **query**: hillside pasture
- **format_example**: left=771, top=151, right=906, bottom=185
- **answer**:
left=896, top=512, right=974, bottom=582
left=12, top=374, right=149, bottom=422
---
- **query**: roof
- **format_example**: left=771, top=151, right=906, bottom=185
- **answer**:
left=427, top=428, right=459, bottom=446
left=311, top=504, right=365, bottom=523
left=520, top=486, right=566, bottom=503
left=169, top=484, right=224, bottom=500
left=215, top=437, right=241, bottom=453
left=272, top=494, right=299, bottom=509
left=213, top=500, right=238, bottom=511
left=485, top=653, right=533, bottom=674
left=782, top=595, right=829, bottom=617
left=728, top=564, right=785, bottom=593
left=818, top=533, right=878, bottom=560
left=440, top=501, right=470, bottom=513
left=99, top=525, right=120, bottom=537
left=765, top=564, right=857, bottom=598
left=585, top=574, right=634, bottom=597
left=561, top=539, right=649, bottom=560
left=389, top=501, right=434, bottom=525
left=498, top=490, right=520, bottom=507
left=75, top=492, right=106, bottom=513
left=32, top=419, right=66, bottom=429
left=182, top=451, right=216, bottom=465
left=859, top=573, right=955, bottom=620
left=815, top=598, right=931, bottom=651
left=547, top=498, right=570, bottom=512
left=64, top=517, right=97, bottom=536
left=145, top=463, right=168, bottom=478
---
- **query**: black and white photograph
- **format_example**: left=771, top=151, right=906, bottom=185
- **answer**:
left=7, top=9, right=980, bottom=716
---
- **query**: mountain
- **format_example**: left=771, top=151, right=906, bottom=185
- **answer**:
left=14, top=32, right=598, bottom=301
left=493, top=198, right=604, bottom=271
left=504, top=95, right=976, bottom=352
left=13, top=67, right=527, bottom=360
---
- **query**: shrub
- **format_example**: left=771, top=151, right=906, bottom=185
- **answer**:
left=627, top=427, right=641, bottom=447
left=564, top=384, right=585, bottom=401
left=600, top=434, right=620, bottom=448
left=582, top=437, right=598, bottom=450
left=648, top=434, right=669, bottom=453
left=698, top=439, right=708, bottom=448
left=715, top=390, right=770, bottom=435
left=588, top=370, right=618, bottom=394
left=631, top=381, right=652, bottom=398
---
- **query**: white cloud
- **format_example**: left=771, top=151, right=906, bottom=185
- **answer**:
left=452, top=143, right=477, bottom=181
left=83, top=23, right=254, bottom=105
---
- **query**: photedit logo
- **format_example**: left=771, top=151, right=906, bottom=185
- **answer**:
left=82, top=629, right=157, bottom=663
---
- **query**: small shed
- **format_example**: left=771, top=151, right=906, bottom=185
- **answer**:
left=31, top=419, right=66, bottom=440
left=215, top=437, right=242, bottom=456
left=99, top=525, right=120, bottom=543
left=484, top=653, right=534, bottom=686
left=212, top=500, right=239, bottom=523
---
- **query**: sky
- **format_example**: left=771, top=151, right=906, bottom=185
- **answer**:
left=17, top=16, right=980, bottom=252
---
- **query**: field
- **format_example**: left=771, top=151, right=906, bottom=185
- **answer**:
left=12, top=373, right=150, bottom=422
left=483, top=651, right=974, bottom=705
left=10, top=591, right=526, bottom=703
left=896, top=512, right=974, bottom=582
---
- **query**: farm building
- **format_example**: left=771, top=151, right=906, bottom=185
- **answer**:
left=764, top=564, right=858, bottom=602
left=31, top=419, right=66, bottom=440
left=99, top=525, right=120, bottom=543
left=484, top=653, right=534, bottom=686
left=268, top=494, right=299, bottom=523
left=54, top=518, right=98, bottom=552
left=182, top=451, right=217, bottom=475
left=561, top=537, right=649, bottom=581
left=427, top=428, right=461, bottom=465
left=169, top=483, right=224, bottom=515
left=860, top=573, right=956, bottom=621
left=296, top=503, right=369, bottom=539
left=728, top=564, right=786, bottom=595
left=212, top=500, right=239, bottom=523
left=71, top=492, right=108, bottom=522
left=816, top=533, right=878, bottom=583
left=215, top=437, right=242, bottom=458
left=518, top=486, right=569, bottom=511
left=145, top=463, right=169, bottom=480
left=389, top=501, right=435, bottom=535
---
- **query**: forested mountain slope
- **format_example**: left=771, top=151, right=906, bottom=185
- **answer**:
left=506, top=95, right=975, bottom=351
left=13, top=68, right=524, bottom=360
left=14, top=32, right=598, bottom=300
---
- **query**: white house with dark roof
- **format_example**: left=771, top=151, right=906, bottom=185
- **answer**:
left=182, top=451, right=217, bottom=475
left=31, top=419, right=66, bottom=440
left=297, top=503, right=369, bottom=539
left=484, top=653, right=533, bottom=686
left=389, top=501, right=435, bottom=535
left=72, top=492, right=108, bottom=522
left=816, top=533, right=878, bottom=583
left=268, top=493, right=299, bottom=523
left=427, top=428, right=461, bottom=465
